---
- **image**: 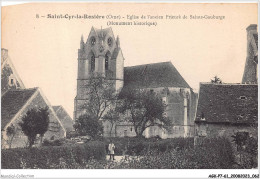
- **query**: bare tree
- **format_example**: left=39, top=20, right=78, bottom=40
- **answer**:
left=81, top=73, right=118, bottom=121
left=211, top=76, right=222, bottom=84
left=119, top=88, right=172, bottom=137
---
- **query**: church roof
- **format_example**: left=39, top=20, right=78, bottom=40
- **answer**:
left=52, top=105, right=74, bottom=132
left=195, top=83, right=258, bottom=124
left=123, top=61, right=190, bottom=90
left=1, top=88, right=38, bottom=130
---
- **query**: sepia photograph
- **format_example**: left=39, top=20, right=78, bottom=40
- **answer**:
left=1, top=1, right=259, bottom=178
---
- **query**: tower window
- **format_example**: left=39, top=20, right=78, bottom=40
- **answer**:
left=105, top=54, right=109, bottom=70
left=10, top=79, right=14, bottom=84
left=90, top=37, right=96, bottom=46
left=91, top=55, right=95, bottom=72
left=107, top=37, right=113, bottom=47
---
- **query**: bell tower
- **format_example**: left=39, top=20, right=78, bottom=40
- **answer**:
left=74, top=27, right=124, bottom=120
left=242, top=24, right=258, bottom=84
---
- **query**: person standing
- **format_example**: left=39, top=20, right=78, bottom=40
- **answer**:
left=108, top=140, right=115, bottom=160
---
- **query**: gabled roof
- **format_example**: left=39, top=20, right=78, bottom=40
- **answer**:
left=1, top=88, right=38, bottom=130
left=195, top=83, right=258, bottom=124
left=52, top=105, right=74, bottom=132
left=122, top=61, right=190, bottom=90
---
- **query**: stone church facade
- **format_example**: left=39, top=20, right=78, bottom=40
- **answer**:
left=74, top=27, right=197, bottom=138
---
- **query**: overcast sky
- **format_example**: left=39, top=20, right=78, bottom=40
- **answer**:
left=2, top=3, right=258, bottom=118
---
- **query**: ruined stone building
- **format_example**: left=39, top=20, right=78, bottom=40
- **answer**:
left=1, top=48, right=25, bottom=94
left=1, top=49, right=71, bottom=148
left=242, top=24, right=258, bottom=84
left=194, top=24, right=258, bottom=141
left=74, top=27, right=198, bottom=138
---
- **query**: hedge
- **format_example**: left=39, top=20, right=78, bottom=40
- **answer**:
left=1, top=141, right=106, bottom=169
left=113, top=137, right=236, bottom=169
left=104, top=137, right=194, bottom=155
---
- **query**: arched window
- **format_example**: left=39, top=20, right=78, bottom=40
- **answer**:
left=105, top=54, right=109, bottom=70
left=91, top=55, right=95, bottom=72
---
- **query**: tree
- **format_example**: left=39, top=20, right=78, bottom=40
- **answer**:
left=119, top=88, right=172, bottom=137
left=6, top=124, right=16, bottom=149
left=211, top=76, right=222, bottom=84
left=102, top=106, right=122, bottom=137
left=81, top=73, right=118, bottom=121
left=73, top=114, right=103, bottom=139
left=19, top=107, right=49, bottom=148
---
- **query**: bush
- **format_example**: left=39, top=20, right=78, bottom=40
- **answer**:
left=103, top=137, right=194, bottom=156
left=112, top=137, right=235, bottom=169
left=1, top=141, right=106, bottom=169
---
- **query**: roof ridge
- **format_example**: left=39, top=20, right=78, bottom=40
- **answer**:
left=124, top=61, right=171, bottom=68
left=6, top=87, right=39, bottom=91
left=200, top=82, right=258, bottom=86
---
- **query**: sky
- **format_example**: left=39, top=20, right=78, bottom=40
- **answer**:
left=1, top=3, right=258, bottom=118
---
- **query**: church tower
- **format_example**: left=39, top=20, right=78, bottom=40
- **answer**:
left=242, top=24, right=258, bottom=84
left=74, top=27, right=124, bottom=120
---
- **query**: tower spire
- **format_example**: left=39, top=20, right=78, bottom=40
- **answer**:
left=116, top=35, right=120, bottom=48
left=80, top=34, right=84, bottom=49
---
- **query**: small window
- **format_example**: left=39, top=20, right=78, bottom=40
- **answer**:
left=107, top=37, right=113, bottom=47
left=105, top=54, right=109, bottom=70
left=240, top=96, right=247, bottom=100
left=130, top=127, right=132, bottom=132
left=90, top=37, right=96, bottom=46
left=91, top=55, right=95, bottom=72
left=10, top=79, right=14, bottom=84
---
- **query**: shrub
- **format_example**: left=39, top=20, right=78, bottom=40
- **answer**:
left=1, top=141, right=106, bottom=169
left=112, top=137, right=235, bottom=169
left=103, top=137, right=194, bottom=156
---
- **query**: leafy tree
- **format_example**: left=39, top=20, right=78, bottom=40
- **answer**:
left=119, top=88, right=172, bottom=137
left=73, top=114, right=103, bottom=139
left=6, top=124, right=16, bottom=148
left=19, top=107, right=49, bottom=148
left=81, top=73, right=118, bottom=121
left=102, top=106, right=122, bottom=137
left=211, top=76, right=222, bottom=84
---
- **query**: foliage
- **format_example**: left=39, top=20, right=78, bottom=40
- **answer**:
left=19, top=107, right=49, bottom=148
left=7, top=137, right=237, bottom=169
left=6, top=124, right=16, bottom=149
left=1, top=141, right=106, bottom=169
left=81, top=73, right=118, bottom=121
left=231, top=131, right=258, bottom=168
left=74, top=114, right=103, bottom=139
left=119, top=89, right=172, bottom=137
left=211, top=76, right=222, bottom=84
left=42, top=138, right=63, bottom=146
left=231, top=131, right=249, bottom=151
left=102, top=107, right=122, bottom=137
left=103, top=137, right=194, bottom=156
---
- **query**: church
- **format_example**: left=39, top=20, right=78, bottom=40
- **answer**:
left=74, top=27, right=198, bottom=138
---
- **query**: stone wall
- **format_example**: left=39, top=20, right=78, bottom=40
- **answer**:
left=195, top=122, right=258, bottom=141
